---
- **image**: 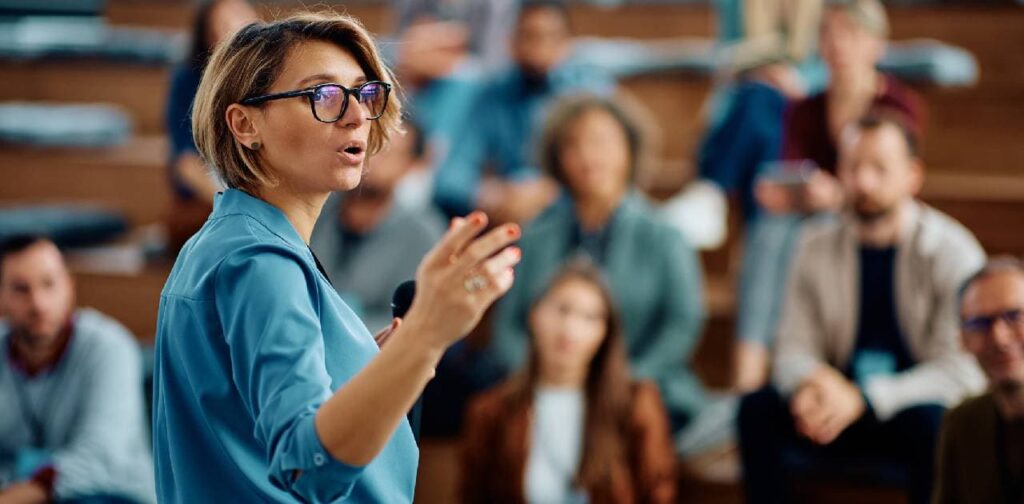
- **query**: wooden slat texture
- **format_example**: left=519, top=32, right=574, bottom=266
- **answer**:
left=0, top=136, right=170, bottom=225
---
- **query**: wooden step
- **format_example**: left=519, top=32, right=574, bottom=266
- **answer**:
left=0, top=60, right=171, bottom=134
left=72, top=261, right=170, bottom=343
left=0, top=136, right=171, bottom=225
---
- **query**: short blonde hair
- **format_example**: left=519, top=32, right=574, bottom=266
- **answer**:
left=191, top=11, right=403, bottom=195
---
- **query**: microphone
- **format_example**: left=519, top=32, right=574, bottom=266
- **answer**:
left=391, top=280, right=416, bottom=319
left=391, top=280, right=423, bottom=442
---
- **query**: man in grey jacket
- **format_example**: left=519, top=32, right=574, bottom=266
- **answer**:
left=0, top=236, right=155, bottom=504
left=737, top=114, right=985, bottom=504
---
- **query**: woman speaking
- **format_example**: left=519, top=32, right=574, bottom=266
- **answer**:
left=151, top=12, right=521, bottom=503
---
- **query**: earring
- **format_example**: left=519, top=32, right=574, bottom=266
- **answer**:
left=250, top=142, right=261, bottom=151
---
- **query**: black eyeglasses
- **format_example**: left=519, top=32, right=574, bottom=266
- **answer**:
left=240, top=81, right=391, bottom=123
left=963, top=308, right=1024, bottom=336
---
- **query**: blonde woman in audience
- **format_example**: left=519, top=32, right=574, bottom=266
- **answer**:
left=152, top=12, right=521, bottom=503
left=463, top=259, right=676, bottom=504
left=492, top=94, right=706, bottom=434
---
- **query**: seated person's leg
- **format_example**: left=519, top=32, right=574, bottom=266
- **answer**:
left=738, top=386, right=800, bottom=504
left=880, top=404, right=946, bottom=504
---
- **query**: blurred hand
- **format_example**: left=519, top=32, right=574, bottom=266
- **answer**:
left=801, top=170, right=844, bottom=212
left=791, top=366, right=865, bottom=445
left=400, top=212, right=521, bottom=352
left=478, top=177, right=559, bottom=225
left=396, top=21, right=469, bottom=85
left=755, top=179, right=796, bottom=214
left=755, top=170, right=843, bottom=215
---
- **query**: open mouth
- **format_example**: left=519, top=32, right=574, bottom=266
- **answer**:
left=343, top=145, right=363, bottom=155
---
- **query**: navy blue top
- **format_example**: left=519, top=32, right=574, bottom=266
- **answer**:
left=847, top=246, right=916, bottom=389
left=152, top=189, right=418, bottom=503
left=164, top=64, right=203, bottom=201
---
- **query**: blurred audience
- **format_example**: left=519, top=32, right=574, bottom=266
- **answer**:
left=698, top=0, right=825, bottom=223
left=432, top=0, right=616, bottom=223
left=934, top=258, right=1024, bottom=504
left=0, top=236, right=154, bottom=504
left=310, top=122, right=444, bottom=332
left=462, top=260, right=675, bottom=504
left=734, top=0, right=927, bottom=389
left=164, top=0, right=259, bottom=252
left=738, top=115, right=985, bottom=504
left=493, top=95, right=705, bottom=433
left=393, top=0, right=519, bottom=71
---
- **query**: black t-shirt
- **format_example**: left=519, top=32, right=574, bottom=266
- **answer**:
left=847, top=246, right=916, bottom=386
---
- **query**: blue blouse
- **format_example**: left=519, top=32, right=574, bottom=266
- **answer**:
left=152, top=189, right=418, bottom=503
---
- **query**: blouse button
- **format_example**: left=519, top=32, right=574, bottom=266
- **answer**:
left=313, top=453, right=326, bottom=467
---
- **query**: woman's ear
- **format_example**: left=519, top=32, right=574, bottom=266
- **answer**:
left=225, top=104, right=261, bottom=150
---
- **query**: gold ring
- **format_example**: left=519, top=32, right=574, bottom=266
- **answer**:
left=463, top=275, right=488, bottom=293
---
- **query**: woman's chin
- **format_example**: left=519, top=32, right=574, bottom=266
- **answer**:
left=331, top=165, right=364, bottom=191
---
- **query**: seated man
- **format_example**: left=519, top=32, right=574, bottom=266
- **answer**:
left=432, top=0, right=615, bottom=223
left=310, top=123, right=444, bottom=332
left=730, top=0, right=927, bottom=390
left=737, top=115, right=986, bottom=504
left=935, top=258, right=1024, bottom=504
left=0, top=236, right=155, bottom=504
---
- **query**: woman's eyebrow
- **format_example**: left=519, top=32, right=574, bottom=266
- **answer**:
left=296, top=73, right=370, bottom=88
left=296, top=73, right=336, bottom=87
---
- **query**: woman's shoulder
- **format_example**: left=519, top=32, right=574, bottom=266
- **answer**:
left=619, top=195, right=691, bottom=248
left=172, top=219, right=316, bottom=297
left=466, top=379, right=524, bottom=423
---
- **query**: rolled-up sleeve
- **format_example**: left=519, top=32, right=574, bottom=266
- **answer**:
left=215, top=246, right=364, bottom=503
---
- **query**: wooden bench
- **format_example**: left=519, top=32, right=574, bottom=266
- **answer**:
left=72, top=262, right=170, bottom=344
left=0, top=61, right=171, bottom=135
left=0, top=136, right=171, bottom=225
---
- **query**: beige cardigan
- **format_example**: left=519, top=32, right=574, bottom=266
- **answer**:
left=772, top=201, right=987, bottom=420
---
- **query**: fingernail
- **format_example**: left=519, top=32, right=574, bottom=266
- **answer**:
left=509, top=247, right=521, bottom=260
left=506, top=225, right=521, bottom=238
left=449, top=217, right=463, bottom=230
left=469, top=212, right=485, bottom=226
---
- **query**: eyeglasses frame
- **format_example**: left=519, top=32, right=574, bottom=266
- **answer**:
left=239, top=81, right=392, bottom=123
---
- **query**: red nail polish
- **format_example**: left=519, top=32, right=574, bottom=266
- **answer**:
left=510, top=247, right=521, bottom=260
left=507, top=225, right=520, bottom=238
left=469, top=213, right=485, bottom=226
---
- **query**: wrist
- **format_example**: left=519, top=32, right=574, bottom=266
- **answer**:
left=386, top=319, right=446, bottom=372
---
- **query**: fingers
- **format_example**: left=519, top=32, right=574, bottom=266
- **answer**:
left=425, top=212, right=488, bottom=268
left=373, top=318, right=401, bottom=349
left=476, top=246, right=521, bottom=295
left=455, top=223, right=521, bottom=272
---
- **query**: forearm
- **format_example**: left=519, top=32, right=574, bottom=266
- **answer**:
left=315, top=326, right=443, bottom=466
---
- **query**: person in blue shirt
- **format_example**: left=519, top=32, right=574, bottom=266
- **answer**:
left=152, top=12, right=523, bottom=503
left=432, top=0, right=616, bottom=223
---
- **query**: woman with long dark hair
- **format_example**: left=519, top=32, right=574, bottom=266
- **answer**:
left=462, top=260, right=676, bottom=504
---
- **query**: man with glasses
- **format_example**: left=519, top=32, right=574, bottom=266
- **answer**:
left=934, top=257, right=1024, bottom=504
left=737, top=113, right=985, bottom=504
